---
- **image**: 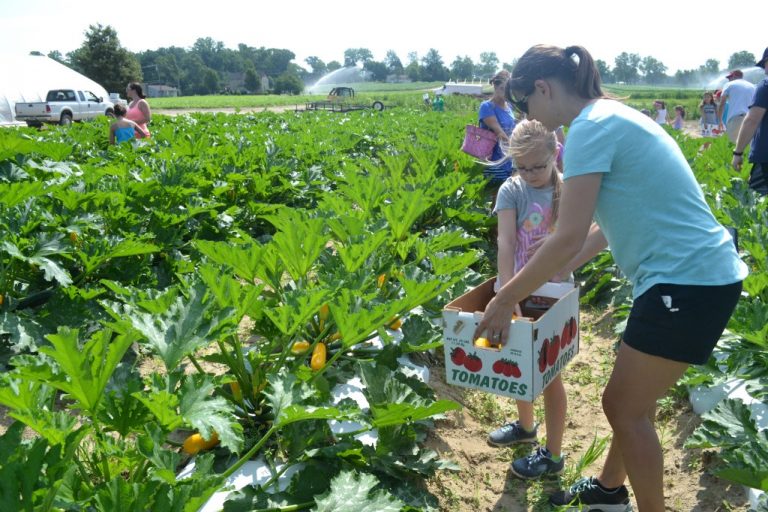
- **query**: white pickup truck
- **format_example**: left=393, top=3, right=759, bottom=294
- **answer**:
left=15, top=89, right=115, bottom=127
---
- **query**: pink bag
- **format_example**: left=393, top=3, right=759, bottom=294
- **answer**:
left=461, top=124, right=497, bottom=160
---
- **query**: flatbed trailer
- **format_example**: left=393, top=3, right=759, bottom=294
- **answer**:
left=294, top=87, right=384, bottom=113
left=296, top=100, right=384, bottom=112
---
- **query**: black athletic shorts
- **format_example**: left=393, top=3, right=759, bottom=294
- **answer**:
left=622, top=281, right=743, bottom=365
left=748, top=162, right=768, bottom=196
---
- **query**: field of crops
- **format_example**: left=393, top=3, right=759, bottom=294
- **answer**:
left=0, top=104, right=765, bottom=511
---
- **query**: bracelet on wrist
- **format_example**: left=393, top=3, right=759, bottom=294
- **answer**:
left=733, top=151, right=743, bottom=156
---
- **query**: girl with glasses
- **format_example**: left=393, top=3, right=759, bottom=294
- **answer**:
left=476, top=44, right=746, bottom=511
left=486, top=120, right=570, bottom=481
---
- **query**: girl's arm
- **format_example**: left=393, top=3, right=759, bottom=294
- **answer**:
left=496, top=208, right=523, bottom=316
left=131, top=120, right=149, bottom=138
left=474, top=172, right=602, bottom=343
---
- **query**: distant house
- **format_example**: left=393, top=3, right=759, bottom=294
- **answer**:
left=146, top=84, right=178, bottom=97
left=222, top=72, right=245, bottom=93
left=386, top=74, right=410, bottom=83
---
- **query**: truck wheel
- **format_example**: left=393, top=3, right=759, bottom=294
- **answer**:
left=59, top=113, right=72, bottom=126
left=371, top=101, right=384, bottom=111
left=25, top=121, right=42, bottom=128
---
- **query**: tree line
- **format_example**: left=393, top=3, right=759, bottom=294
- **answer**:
left=49, top=24, right=759, bottom=96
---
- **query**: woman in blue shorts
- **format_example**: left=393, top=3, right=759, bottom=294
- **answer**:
left=474, top=44, right=746, bottom=512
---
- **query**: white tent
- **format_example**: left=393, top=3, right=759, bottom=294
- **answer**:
left=0, top=53, right=109, bottom=125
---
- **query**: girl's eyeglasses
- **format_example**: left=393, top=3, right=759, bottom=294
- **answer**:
left=517, top=162, right=551, bottom=174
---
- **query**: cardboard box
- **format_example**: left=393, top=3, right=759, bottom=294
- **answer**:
left=442, top=278, right=579, bottom=402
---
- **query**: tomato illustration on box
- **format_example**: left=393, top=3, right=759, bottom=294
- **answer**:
left=442, top=279, right=580, bottom=402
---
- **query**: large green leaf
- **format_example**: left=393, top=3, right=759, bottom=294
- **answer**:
left=263, top=210, right=329, bottom=281
left=335, top=231, right=389, bottom=273
left=198, top=264, right=265, bottom=320
left=0, top=181, right=46, bottom=208
left=74, top=238, right=159, bottom=275
left=313, top=470, right=403, bottom=512
left=369, top=401, right=460, bottom=428
left=0, top=311, right=46, bottom=355
left=195, top=239, right=266, bottom=283
left=0, top=377, right=78, bottom=445
left=20, top=328, right=136, bottom=415
left=111, top=283, right=238, bottom=370
left=177, top=376, right=243, bottom=453
left=330, top=290, right=408, bottom=348
left=264, top=286, right=330, bottom=336
left=685, top=399, right=768, bottom=490
left=1, top=234, right=72, bottom=287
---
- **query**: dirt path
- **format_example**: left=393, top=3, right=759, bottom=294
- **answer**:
left=153, top=105, right=298, bottom=117
left=423, top=310, right=750, bottom=511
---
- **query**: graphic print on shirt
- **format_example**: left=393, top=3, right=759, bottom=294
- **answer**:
left=514, top=202, right=552, bottom=272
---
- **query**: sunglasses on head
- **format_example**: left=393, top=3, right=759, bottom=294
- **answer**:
left=508, top=93, right=529, bottom=115
left=505, top=80, right=532, bottom=115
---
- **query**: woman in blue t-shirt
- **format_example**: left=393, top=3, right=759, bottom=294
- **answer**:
left=474, top=44, right=746, bottom=512
left=478, top=70, right=516, bottom=194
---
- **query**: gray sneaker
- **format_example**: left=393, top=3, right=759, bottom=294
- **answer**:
left=549, top=476, right=632, bottom=511
left=487, top=420, right=537, bottom=447
left=510, top=446, right=565, bottom=479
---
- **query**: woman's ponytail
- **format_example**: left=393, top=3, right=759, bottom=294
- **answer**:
left=564, top=46, right=603, bottom=99
left=510, top=45, right=604, bottom=101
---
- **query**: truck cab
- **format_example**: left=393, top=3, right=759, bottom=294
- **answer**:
left=15, top=89, right=114, bottom=127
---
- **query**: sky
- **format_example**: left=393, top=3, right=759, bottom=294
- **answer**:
left=1, top=0, right=766, bottom=77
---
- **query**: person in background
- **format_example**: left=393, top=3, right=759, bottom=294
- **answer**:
left=433, top=94, right=444, bottom=111
left=125, top=82, right=151, bottom=139
left=423, top=92, right=431, bottom=107
left=476, top=44, right=745, bottom=511
left=109, top=103, right=148, bottom=145
left=479, top=70, right=517, bottom=202
left=653, top=100, right=667, bottom=125
left=487, top=120, right=569, bottom=480
left=699, top=92, right=719, bottom=136
left=714, top=89, right=727, bottom=128
left=671, top=105, right=685, bottom=130
left=640, top=108, right=652, bottom=118
left=717, top=70, right=756, bottom=143
left=732, top=47, right=768, bottom=196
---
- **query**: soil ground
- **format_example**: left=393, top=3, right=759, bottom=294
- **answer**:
left=422, top=309, right=750, bottom=511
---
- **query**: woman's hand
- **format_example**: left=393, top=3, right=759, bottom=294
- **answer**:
left=473, top=293, right=519, bottom=346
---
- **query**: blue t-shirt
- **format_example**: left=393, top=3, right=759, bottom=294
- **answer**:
left=114, top=125, right=135, bottom=144
left=479, top=100, right=515, bottom=178
left=564, top=99, right=747, bottom=298
left=749, top=78, right=768, bottom=163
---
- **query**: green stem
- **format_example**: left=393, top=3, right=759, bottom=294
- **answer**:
left=221, top=424, right=278, bottom=479
left=262, top=454, right=307, bottom=491
left=188, top=354, right=206, bottom=374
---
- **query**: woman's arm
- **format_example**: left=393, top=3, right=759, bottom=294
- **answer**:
left=138, top=99, right=151, bottom=124
left=474, top=172, right=602, bottom=343
left=109, top=124, right=116, bottom=145
left=481, top=116, right=510, bottom=142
